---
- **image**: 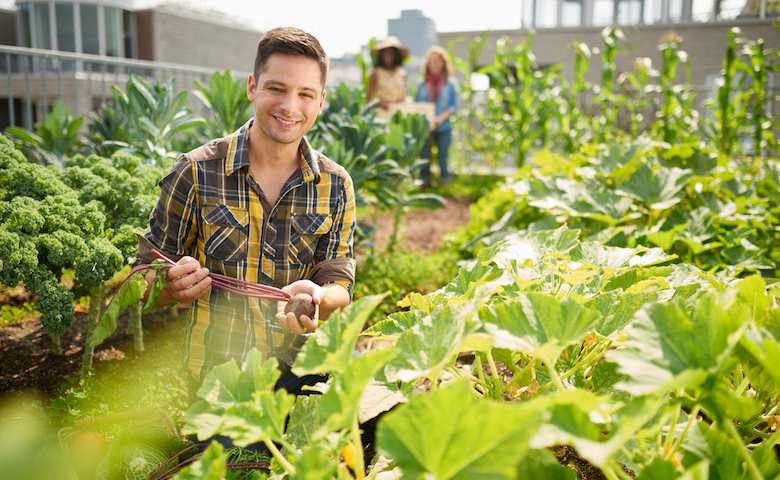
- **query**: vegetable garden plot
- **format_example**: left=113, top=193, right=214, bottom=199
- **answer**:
left=174, top=226, right=780, bottom=479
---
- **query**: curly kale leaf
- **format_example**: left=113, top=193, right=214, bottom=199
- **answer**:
left=75, top=237, right=125, bottom=289
left=26, top=270, right=75, bottom=335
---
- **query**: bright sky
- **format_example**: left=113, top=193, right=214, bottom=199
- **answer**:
left=196, top=0, right=523, bottom=57
left=0, top=0, right=523, bottom=58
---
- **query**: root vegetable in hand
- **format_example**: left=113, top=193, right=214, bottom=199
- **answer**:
left=284, top=293, right=316, bottom=325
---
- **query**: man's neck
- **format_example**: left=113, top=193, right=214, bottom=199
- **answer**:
left=247, top=123, right=301, bottom=170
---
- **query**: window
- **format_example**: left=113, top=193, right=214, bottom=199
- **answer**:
left=33, top=3, right=52, bottom=50
left=18, top=3, right=31, bottom=48
left=616, top=0, right=643, bottom=23
left=535, top=0, right=559, bottom=27
left=80, top=4, right=99, bottom=55
left=562, top=0, right=584, bottom=26
left=104, top=6, right=121, bottom=57
left=593, top=0, right=616, bottom=25
left=55, top=3, right=76, bottom=52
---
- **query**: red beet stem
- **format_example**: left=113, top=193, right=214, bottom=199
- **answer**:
left=152, top=249, right=291, bottom=300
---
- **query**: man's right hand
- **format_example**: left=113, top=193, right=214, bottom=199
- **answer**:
left=145, top=256, right=212, bottom=306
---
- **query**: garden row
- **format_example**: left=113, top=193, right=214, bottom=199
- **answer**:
left=452, top=25, right=780, bottom=168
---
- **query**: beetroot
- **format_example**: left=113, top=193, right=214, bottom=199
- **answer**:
left=285, top=293, right=316, bottom=323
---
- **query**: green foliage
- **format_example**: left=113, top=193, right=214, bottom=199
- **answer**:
left=450, top=140, right=780, bottom=277
left=4, top=99, right=85, bottom=168
left=354, top=248, right=460, bottom=325
left=109, top=75, right=205, bottom=165
left=85, top=102, right=134, bottom=158
left=453, top=26, right=777, bottom=163
left=192, top=69, right=253, bottom=138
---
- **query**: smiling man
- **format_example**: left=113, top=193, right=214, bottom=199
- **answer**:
left=134, top=27, right=356, bottom=407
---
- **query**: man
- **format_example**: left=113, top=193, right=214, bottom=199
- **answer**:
left=135, top=27, right=356, bottom=401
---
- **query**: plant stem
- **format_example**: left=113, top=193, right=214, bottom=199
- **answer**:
left=667, top=405, right=699, bottom=461
left=352, top=417, right=366, bottom=480
left=485, top=350, right=504, bottom=400
left=263, top=439, right=295, bottom=474
left=545, top=359, right=566, bottom=392
left=129, top=303, right=144, bottom=351
left=724, top=420, right=763, bottom=480
left=663, top=389, right=683, bottom=458
left=81, top=286, right=103, bottom=379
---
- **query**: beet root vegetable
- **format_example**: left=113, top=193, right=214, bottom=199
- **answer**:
left=284, top=293, right=316, bottom=326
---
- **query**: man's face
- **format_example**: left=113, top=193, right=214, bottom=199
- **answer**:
left=247, top=53, right=325, bottom=147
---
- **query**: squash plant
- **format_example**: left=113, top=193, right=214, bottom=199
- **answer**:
left=450, top=139, right=780, bottom=278
left=175, top=225, right=779, bottom=479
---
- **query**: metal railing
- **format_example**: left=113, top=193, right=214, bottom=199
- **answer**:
left=0, top=45, right=250, bottom=131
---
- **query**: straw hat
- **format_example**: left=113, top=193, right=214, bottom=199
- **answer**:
left=372, top=36, right=409, bottom=60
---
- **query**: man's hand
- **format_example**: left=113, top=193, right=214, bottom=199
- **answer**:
left=275, top=280, right=322, bottom=335
left=146, top=256, right=212, bottom=306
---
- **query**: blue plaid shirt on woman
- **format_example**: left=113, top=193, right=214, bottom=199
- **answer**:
left=136, top=119, right=356, bottom=381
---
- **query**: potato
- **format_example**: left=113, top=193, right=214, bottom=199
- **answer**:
left=284, top=293, right=316, bottom=325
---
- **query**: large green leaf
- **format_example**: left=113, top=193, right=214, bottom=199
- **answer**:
left=362, top=309, right=426, bottom=340
left=384, top=305, right=476, bottom=383
left=479, top=293, right=599, bottom=363
left=318, top=347, right=397, bottom=431
left=184, top=353, right=294, bottom=446
left=444, top=240, right=507, bottom=297
left=289, top=444, right=338, bottom=480
left=587, top=290, right=658, bottom=338
left=515, top=449, right=579, bottom=478
left=738, top=323, right=780, bottom=392
left=609, top=292, right=748, bottom=396
left=293, top=294, right=387, bottom=376
left=680, top=422, right=751, bottom=480
left=285, top=395, right=325, bottom=451
left=376, top=380, right=546, bottom=480
left=616, top=164, right=693, bottom=210
left=734, top=274, right=772, bottom=323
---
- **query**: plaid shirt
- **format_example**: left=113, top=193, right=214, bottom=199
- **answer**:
left=136, top=120, right=356, bottom=381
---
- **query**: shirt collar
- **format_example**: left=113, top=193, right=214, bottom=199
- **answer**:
left=225, top=118, right=321, bottom=184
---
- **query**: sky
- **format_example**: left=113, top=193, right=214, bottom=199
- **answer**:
left=0, top=0, right=523, bottom=58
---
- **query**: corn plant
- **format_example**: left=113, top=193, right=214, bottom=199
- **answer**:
left=741, top=32, right=780, bottom=158
left=481, top=33, right=564, bottom=167
left=592, top=27, right=628, bottom=143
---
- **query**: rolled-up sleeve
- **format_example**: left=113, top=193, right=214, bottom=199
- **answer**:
left=311, top=172, right=356, bottom=294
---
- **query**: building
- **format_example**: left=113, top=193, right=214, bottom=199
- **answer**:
left=388, top=9, right=438, bottom=59
left=0, top=0, right=269, bottom=131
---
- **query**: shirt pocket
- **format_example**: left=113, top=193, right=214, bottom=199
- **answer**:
left=287, top=213, right=332, bottom=266
left=202, top=204, right=249, bottom=264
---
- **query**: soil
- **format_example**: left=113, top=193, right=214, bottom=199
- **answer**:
left=0, top=197, right=473, bottom=403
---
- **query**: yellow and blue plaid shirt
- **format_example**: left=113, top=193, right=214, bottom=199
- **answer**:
left=136, top=120, right=356, bottom=381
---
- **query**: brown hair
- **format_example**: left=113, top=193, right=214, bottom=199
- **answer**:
left=253, top=27, right=329, bottom=88
left=422, top=46, right=454, bottom=79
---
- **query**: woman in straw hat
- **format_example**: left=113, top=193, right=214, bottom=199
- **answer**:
left=367, top=36, right=409, bottom=110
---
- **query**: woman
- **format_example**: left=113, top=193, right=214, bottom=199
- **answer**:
left=367, top=36, right=409, bottom=111
left=416, top=46, right=458, bottom=187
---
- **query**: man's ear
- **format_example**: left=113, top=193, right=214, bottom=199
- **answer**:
left=247, top=75, right=256, bottom=101
left=319, top=90, right=326, bottom=113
